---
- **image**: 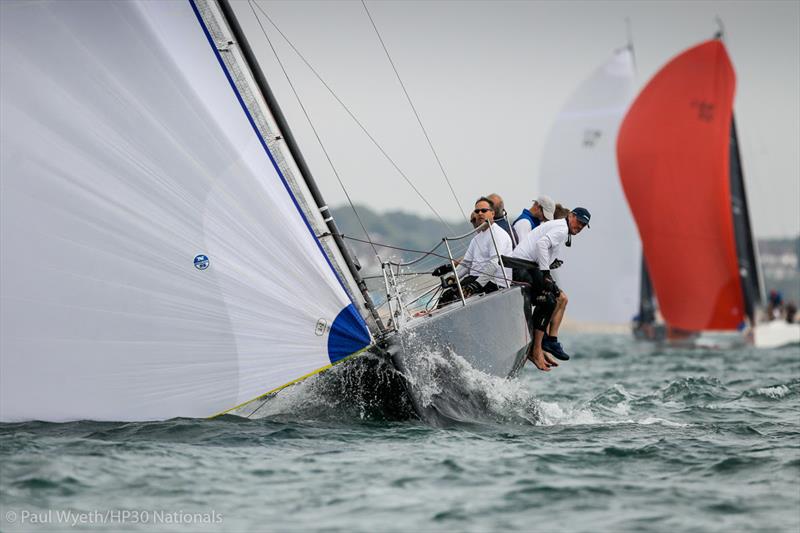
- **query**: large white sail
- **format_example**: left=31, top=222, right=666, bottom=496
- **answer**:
left=538, top=48, right=638, bottom=325
left=0, top=0, right=372, bottom=422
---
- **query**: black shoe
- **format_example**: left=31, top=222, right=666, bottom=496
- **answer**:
left=542, top=336, right=570, bottom=361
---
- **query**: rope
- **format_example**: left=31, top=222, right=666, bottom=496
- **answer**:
left=247, top=0, right=379, bottom=256
left=249, top=1, right=455, bottom=235
left=361, top=0, right=469, bottom=224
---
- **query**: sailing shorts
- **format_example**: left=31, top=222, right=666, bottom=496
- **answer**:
left=512, top=266, right=557, bottom=333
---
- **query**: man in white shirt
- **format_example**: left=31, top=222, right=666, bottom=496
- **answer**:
left=435, top=197, right=512, bottom=307
left=457, top=197, right=513, bottom=290
left=511, top=207, right=591, bottom=371
left=512, top=195, right=555, bottom=243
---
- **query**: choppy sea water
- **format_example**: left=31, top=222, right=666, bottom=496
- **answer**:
left=1, top=334, right=799, bottom=532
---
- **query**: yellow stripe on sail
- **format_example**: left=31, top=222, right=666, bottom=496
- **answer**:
left=207, top=345, right=374, bottom=419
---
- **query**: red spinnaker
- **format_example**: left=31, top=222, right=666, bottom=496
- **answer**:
left=617, top=40, right=744, bottom=331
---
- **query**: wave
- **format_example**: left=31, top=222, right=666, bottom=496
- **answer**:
left=234, top=352, right=416, bottom=423
left=390, top=341, right=543, bottom=427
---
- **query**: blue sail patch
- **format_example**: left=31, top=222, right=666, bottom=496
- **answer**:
left=327, top=304, right=371, bottom=363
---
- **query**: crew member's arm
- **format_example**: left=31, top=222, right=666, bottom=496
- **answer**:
left=456, top=239, right=475, bottom=278
left=535, top=234, right=556, bottom=274
left=494, top=228, right=514, bottom=287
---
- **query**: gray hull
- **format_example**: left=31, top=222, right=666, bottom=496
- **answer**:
left=387, top=287, right=531, bottom=423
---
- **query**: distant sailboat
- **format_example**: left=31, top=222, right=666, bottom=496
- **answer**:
left=0, top=0, right=531, bottom=422
left=539, top=46, right=637, bottom=327
left=616, top=38, right=799, bottom=348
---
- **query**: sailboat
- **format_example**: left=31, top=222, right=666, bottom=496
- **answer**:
left=0, top=0, right=530, bottom=422
left=616, top=37, right=800, bottom=348
left=538, top=46, right=637, bottom=329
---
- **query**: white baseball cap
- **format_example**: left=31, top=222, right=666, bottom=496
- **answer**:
left=536, top=195, right=555, bottom=220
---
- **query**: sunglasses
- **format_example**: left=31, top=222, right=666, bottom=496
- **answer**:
left=473, top=208, right=492, bottom=214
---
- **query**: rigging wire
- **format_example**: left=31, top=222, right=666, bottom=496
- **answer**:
left=360, top=0, right=469, bottom=225
left=340, top=234, right=515, bottom=290
left=341, top=234, right=451, bottom=263
left=249, top=0, right=455, bottom=234
left=247, top=0, right=379, bottom=257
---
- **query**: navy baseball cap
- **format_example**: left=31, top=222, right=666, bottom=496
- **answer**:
left=572, top=207, right=591, bottom=227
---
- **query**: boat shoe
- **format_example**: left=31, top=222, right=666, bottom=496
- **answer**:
left=542, top=336, right=570, bottom=361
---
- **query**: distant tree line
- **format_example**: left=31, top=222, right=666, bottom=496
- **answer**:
left=331, top=204, right=470, bottom=264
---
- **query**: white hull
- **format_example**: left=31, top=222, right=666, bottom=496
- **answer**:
left=753, top=320, right=800, bottom=349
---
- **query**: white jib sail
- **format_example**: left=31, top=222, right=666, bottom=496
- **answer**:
left=0, top=0, right=372, bottom=422
left=538, top=48, right=638, bottom=325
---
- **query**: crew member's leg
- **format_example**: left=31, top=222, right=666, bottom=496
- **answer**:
left=542, top=291, right=571, bottom=361
left=528, top=290, right=557, bottom=370
left=513, top=267, right=558, bottom=371
left=530, top=329, right=547, bottom=371
left=548, top=290, right=568, bottom=337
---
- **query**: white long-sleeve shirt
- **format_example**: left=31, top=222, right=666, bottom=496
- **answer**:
left=457, top=223, right=513, bottom=287
left=511, top=218, right=569, bottom=271
left=513, top=217, right=534, bottom=243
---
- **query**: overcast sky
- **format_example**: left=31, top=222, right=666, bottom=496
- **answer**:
left=230, top=0, right=799, bottom=238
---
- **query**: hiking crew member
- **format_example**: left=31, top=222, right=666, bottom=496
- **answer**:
left=511, top=208, right=591, bottom=371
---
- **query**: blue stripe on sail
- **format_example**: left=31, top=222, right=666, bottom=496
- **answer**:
left=328, top=304, right=372, bottom=363
left=187, top=0, right=356, bottom=306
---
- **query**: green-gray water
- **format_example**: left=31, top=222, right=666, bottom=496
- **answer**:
left=2, top=334, right=798, bottom=532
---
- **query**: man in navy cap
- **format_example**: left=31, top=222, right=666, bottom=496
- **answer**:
left=510, top=207, right=590, bottom=371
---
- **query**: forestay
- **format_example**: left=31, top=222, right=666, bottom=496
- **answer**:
left=0, top=0, right=371, bottom=422
left=538, top=48, right=638, bottom=324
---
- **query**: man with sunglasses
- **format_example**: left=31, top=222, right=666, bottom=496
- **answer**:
left=510, top=207, right=591, bottom=371
left=435, top=197, right=513, bottom=307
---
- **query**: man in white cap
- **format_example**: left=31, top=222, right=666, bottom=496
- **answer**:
left=512, top=196, right=555, bottom=243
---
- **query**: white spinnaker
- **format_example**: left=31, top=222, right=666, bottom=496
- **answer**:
left=0, top=0, right=371, bottom=422
left=539, top=48, right=638, bottom=325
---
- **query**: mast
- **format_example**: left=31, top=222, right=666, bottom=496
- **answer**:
left=638, top=259, right=656, bottom=325
left=728, top=116, right=763, bottom=322
left=214, top=0, right=386, bottom=334
left=714, top=26, right=762, bottom=324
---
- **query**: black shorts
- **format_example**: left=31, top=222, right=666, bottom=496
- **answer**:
left=512, top=267, right=557, bottom=333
